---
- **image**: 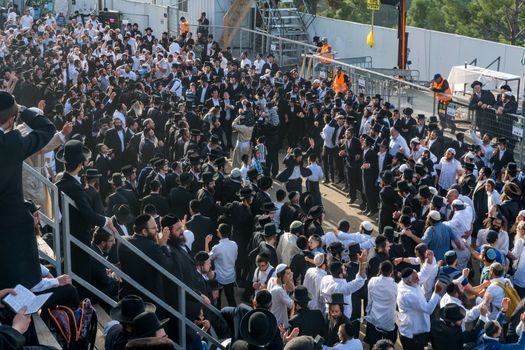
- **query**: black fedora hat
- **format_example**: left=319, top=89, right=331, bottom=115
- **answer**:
left=178, top=172, right=193, bottom=186
left=83, top=168, right=102, bottom=180
left=131, top=312, right=169, bottom=339
left=246, top=168, right=259, bottom=180
left=188, top=153, right=202, bottom=165
left=237, top=187, right=256, bottom=199
left=440, top=303, right=466, bottom=322
left=239, top=309, right=277, bottom=347
left=471, top=80, right=482, bottom=88
left=308, top=205, right=324, bottom=219
left=432, top=195, right=444, bottom=208
left=121, top=164, right=136, bottom=177
left=201, top=171, right=218, bottom=184
left=214, top=156, right=227, bottom=168
left=292, top=286, right=312, bottom=303
left=56, top=140, right=92, bottom=164
left=415, top=185, right=431, bottom=199
left=108, top=173, right=126, bottom=186
left=114, top=204, right=134, bottom=225
left=261, top=202, right=278, bottom=212
left=263, top=223, right=280, bottom=236
left=328, top=293, right=347, bottom=305
left=293, top=147, right=305, bottom=157
left=110, top=295, right=156, bottom=324
left=395, top=180, right=410, bottom=193
left=258, top=176, right=273, bottom=190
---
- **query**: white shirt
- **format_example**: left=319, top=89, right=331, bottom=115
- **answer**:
left=240, top=58, right=252, bottom=68
left=322, top=339, right=363, bottom=350
left=252, top=264, right=274, bottom=287
left=397, top=281, right=441, bottom=338
left=512, top=238, right=525, bottom=287
left=307, top=163, right=324, bottom=182
left=209, top=238, right=238, bottom=284
left=485, top=277, right=511, bottom=320
left=477, top=229, right=509, bottom=255
left=276, top=232, right=300, bottom=265
left=20, top=15, right=34, bottom=29
left=321, top=124, right=336, bottom=148
left=435, top=158, right=462, bottom=189
left=113, top=110, right=126, bottom=126
left=406, top=257, right=438, bottom=300
left=366, top=276, right=397, bottom=331
left=389, top=135, right=410, bottom=158
left=254, top=58, right=266, bottom=74
left=169, top=42, right=181, bottom=55
left=320, top=274, right=366, bottom=318
left=269, top=282, right=293, bottom=327
left=274, top=201, right=284, bottom=228
left=303, top=267, right=328, bottom=311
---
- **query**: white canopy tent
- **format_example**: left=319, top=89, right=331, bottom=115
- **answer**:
left=447, top=65, right=521, bottom=102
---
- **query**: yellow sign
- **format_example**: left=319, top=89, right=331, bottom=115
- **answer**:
left=367, top=0, right=380, bottom=10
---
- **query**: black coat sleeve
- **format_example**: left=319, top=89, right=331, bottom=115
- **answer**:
left=0, top=325, right=25, bottom=350
left=19, top=109, right=57, bottom=159
left=69, top=181, right=107, bottom=227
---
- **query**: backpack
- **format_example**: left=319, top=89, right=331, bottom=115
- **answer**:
left=494, top=280, right=520, bottom=319
left=47, top=298, right=98, bottom=350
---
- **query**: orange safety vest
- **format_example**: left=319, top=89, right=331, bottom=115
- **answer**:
left=333, top=72, right=348, bottom=94
left=319, top=43, right=333, bottom=64
left=433, top=78, right=452, bottom=102
left=180, top=19, right=190, bottom=34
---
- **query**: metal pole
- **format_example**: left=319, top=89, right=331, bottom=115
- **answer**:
left=433, top=92, right=437, bottom=116
left=178, top=285, right=186, bottom=349
left=397, top=80, right=401, bottom=108
left=176, top=1, right=180, bottom=36
left=52, top=187, right=62, bottom=275
left=61, top=194, right=72, bottom=275
left=279, top=38, right=283, bottom=67
left=240, top=29, right=243, bottom=57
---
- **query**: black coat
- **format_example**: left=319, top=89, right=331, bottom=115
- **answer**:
left=197, top=188, right=218, bottom=223
left=289, top=308, right=325, bottom=338
left=379, top=185, right=399, bottom=232
left=141, top=193, right=170, bottom=216
left=85, top=185, right=105, bottom=215
left=89, top=244, right=118, bottom=297
left=169, top=186, right=195, bottom=220
left=0, top=325, right=26, bottom=350
left=106, top=188, right=131, bottom=216
left=490, top=149, right=514, bottom=174
left=323, top=315, right=350, bottom=347
left=186, top=214, right=214, bottom=255
left=220, top=178, right=242, bottom=204
left=0, top=109, right=55, bottom=289
left=118, top=234, right=173, bottom=300
left=430, top=317, right=485, bottom=350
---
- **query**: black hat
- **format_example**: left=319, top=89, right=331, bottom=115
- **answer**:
left=190, top=129, right=202, bottom=136
left=160, top=214, right=180, bottom=227
left=429, top=116, right=439, bottom=123
left=110, top=295, right=156, bottom=324
left=145, top=27, right=153, bottom=32
left=403, top=168, right=414, bottom=179
left=131, top=312, right=169, bottom=338
left=247, top=168, right=259, bottom=180
left=214, top=157, right=226, bottom=168
left=381, top=170, right=393, bottom=184
left=347, top=242, right=361, bottom=257
left=24, top=199, right=40, bottom=214
left=364, top=135, right=375, bottom=146
left=239, top=309, right=277, bottom=347
left=415, top=163, right=427, bottom=176
left=178, top=172, right=193, bottom=186
left=394, top=152, right=406, bottom=161
left=417, top=114, right=426, bottom=120
left=56, top=140, right=92, bottom=164
left=464, top=162, right=475, bottom=171
left=373, top=94, right=382, bottom=100
left=263, top=223, right=280, bottom=237
left=328, top=293, right=347, bottom=305
left=372, top=123, right=382, bottom=133
left=498, top=137, right=507, bottom=144
left=188, top=154, right=202, bottom=166
left=379, top=138, right=389, bottom=148
left=108, top=173, right=126, bottom=186
left=440, top=303, right=466, bottom=322
left=395, top=180, right=410, bottom=193
left=500, top=84, right=512, bottom=91
left=403, top=107, right=413, bottom=115
left=471, top=80, right=482, bottom=88
left=258, top=176, right=273, bottom=190
left=261, top=202, right=278, bottom=212
left=209, top=134, right=220, bottom=145
left=153, top=158, right=166, bottom=168
left=432, top=195, right=444, bottom=208
left=0, top=91, right=15, bottom=112
left=84, top=168, right=102, bottom=180
left=115, top=204, right=134, bottom=225
left=308, top=205, right=324, bottom=219
left=507, top=162, right=518, bottom=174
left=194, top=251, right=210, bottom=263
left=237, top=187, right=256, bottom=199
left=121, top=164, right=136, bottom=177
left=292, top=286, right=311, bottom=303
left=254, top=289, right=272, bottom=307
left=293, top=148, right=305, bottom=157
left=415, top=185, right=431, bottom=199
left=201, top=171, right=218, bottom=184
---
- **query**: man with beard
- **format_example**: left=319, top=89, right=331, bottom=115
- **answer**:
left=104, top=117, right=128, bottom=170
left=118, top=214, right=172, bottom=301
left=277, top=147, right=312, bottom=193
left=197, top=172, right=219, bottom=224
left=90, top=228, right=119, bottom=298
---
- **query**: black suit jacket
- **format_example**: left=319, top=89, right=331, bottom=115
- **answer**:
left=341, top=137, right=362, bottom=168
left=85, top=185, right=105, bottom=215
left=89, top=244, right=118, bottom=296
left=169, top=186, right=195, bottom=220
left=197, top=188, right=218, bottom=222
left=362, top=148, right=379, bottom=183
left=186, top=214, right=214, bottom=255
left=0, top=109, right=55, bottom=289
left=104, top=128, right=126, bottom=159
left=118, top=234, right=173, bottom=300
left=490, top=149, right=515, bottom=173
left=469, top=89, right=496, bottom=110
left=141, top=193, right=170, bottom=216
left=106, top=189, right=129, bottom=217
left=289, top=308, right=325, bottom=338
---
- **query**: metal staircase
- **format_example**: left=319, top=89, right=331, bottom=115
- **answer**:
left=222, top=0, right=255, bottom=49
left=255, top=0, right=314, bottom=66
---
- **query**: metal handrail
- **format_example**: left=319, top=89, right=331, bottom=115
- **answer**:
left=60, top=193, right=226, bottom=350
left=23, top=161, right=62, bottom=275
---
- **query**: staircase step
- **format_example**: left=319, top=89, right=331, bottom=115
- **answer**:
left=33, top=314, right=63, bottom=350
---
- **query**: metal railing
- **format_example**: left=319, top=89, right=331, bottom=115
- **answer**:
left=60, top=193, right=225, bottom=350
left=169, top=23, right=317, bottom=67
left=23, top=162, right=62, bottom=275
left=300, top=53, right=525, bottom=166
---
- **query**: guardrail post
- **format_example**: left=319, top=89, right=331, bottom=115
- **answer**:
left=52, top=188, right=62, bottom=275
left=432, top=93, right=437, bottom=116
left=178, top=285, right=186, bottom=348
left=397, top=80, right=402, bottom=108
left=61, top=194, right=72, bottom=275
left=279, top=38, right=283, bottom=67
left=240, top=29, right=243, bottom=57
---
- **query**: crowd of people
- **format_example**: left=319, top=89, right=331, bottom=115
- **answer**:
left=2, top=5, right=525, bottom=350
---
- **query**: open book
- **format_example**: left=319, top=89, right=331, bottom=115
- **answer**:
left=3, top=284, right=52, bottom=315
